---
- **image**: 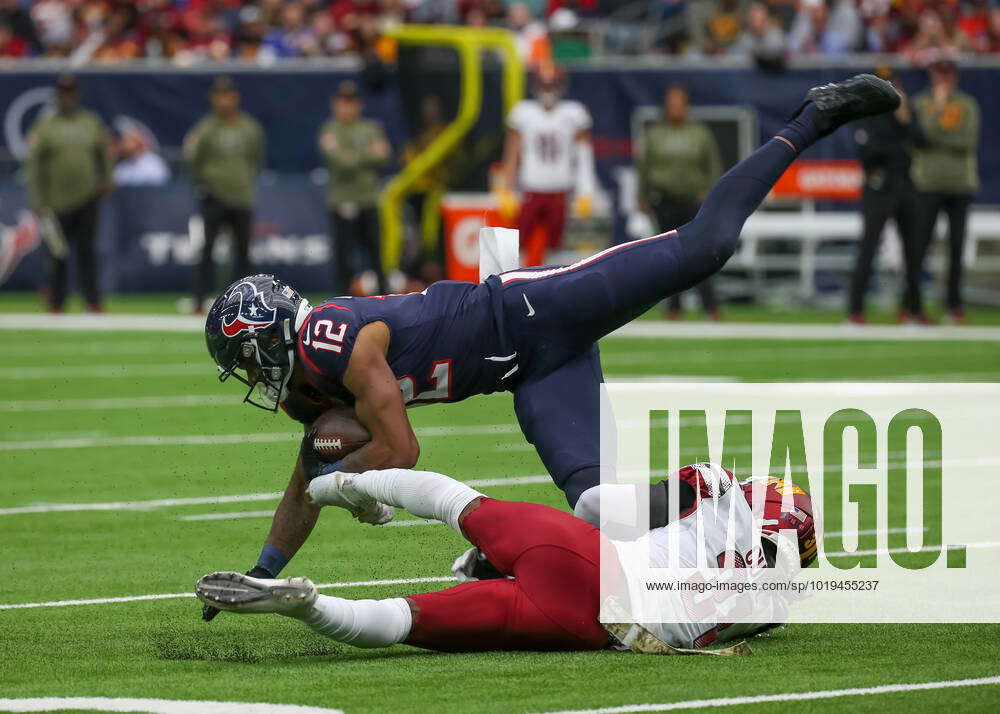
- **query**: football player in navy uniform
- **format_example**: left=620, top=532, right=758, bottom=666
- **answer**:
left=201, top=75, right=897, bottom=618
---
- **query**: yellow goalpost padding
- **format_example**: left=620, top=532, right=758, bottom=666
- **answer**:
left=377, top=25, right=524, bottom=272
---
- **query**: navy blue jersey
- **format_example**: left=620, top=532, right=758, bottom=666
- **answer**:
left=288, top=280, right=511, bottom=421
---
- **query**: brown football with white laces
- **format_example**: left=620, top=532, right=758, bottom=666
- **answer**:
left=310, top=407, right=371, bottom=461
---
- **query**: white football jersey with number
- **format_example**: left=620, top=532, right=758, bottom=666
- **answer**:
left=507, top=99, right=592, bottom=193
left=608, top=482, right=778, bottom=650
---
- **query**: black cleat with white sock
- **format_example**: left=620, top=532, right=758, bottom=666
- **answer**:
left=789, top=73, right=901, bottom=139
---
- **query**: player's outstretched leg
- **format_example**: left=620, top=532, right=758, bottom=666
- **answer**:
left=307, top=467, right=485, bottom=535
left=499, top=75, right=900, bottom=370
left=199, top=473, right=608, bottom=652
left=196, top=571, right=414, bottom=648
left=673, top=74, right=900, bottom=285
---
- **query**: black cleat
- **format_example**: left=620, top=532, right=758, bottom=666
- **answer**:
left=789, top=73, right=901, bottom=138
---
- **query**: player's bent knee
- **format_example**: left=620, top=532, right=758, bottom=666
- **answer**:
left=560, top=465, right=600, bottom=508
left=457, top=496, right=485, bottom=536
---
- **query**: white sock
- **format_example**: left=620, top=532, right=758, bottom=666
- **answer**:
left=297, top=594, right=412, bottom=648
left=350, top=468, right=484, bottom=535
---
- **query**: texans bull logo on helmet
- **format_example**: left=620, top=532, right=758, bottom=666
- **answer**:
left=220, top=280, right=278, bottom=337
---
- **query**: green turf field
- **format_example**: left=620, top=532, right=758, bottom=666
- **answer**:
left=3, top=319, right=1000, bottom=713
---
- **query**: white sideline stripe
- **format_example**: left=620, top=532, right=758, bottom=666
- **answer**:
left=539, top=676, right=1000, bottom=714
left=6, top=312, right=1000, bottom=341
left=0, top=475, right=550, bottom=516
left=0, top=395, right=236, bottom=412
left=0, top=576, right=456, bottom=611
left=0, top=423, right=523, bottom=452
left=0, top=697, right=343, bottom=713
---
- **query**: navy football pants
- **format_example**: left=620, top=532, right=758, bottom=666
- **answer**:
left=503, top=138, right=801, bottom=506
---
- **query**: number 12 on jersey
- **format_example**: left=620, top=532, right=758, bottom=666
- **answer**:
left=312, top=319, right=348, bottom=353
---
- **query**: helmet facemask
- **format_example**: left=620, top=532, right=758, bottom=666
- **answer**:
left=217, top=319, right=295, bottom=412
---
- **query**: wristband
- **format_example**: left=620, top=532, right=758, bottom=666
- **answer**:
left=320, top=459, right=346, bottom=476
left=257, top=543, right=289, bottom=577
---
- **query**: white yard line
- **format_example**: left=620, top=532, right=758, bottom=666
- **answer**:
left=600, top=345, right=985, bottom=365
left=0, top=576, right=456, bottom=611
left=0, top=697, right=343, bottom=714
left=0, top=363, right=205, bottom=379
left=1, top=534, right=996, bottom=611
left=174, top=476, right=551, bottom=523
left=0, top=314, right=204, bottom=332
left=610, top=321, right=1000, bottom=342
left=0, top=475, right=551, bottom=516
left=5, top=312, right=1000, bottom=341
left=0, top=423, right=523, bottom=452
left=7, top=341, right=203, bottom=356
left=824, top=541, right=1000, bottom=558
left=538, top=676, right=1000, bottom=714
left=0, top=395, right=236, bottom=412
left=177, top=509, right=278, bottom=521
left=0, top=432, right=300, bottom=452
left=0, top=491, right=284, bottom=515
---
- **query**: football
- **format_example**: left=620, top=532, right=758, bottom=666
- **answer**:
left=309, top=407, right=371, bottom=461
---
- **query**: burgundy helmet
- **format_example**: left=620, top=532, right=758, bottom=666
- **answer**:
left=742, top=477, right=817, bottom=568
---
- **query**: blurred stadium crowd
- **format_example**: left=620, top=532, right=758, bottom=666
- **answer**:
left=2, top=1, right=1000, bottom=65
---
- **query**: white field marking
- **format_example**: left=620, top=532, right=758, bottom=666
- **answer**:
left=0, top=697, right=343, bottom=714
left=602, top=371, right=1000, bottom=383
left=0, top=491, right=284, bottom=516
left=825, top=526, right=927, bottom=537
left=179, top=517, right=926, bottom=534
left=537, top=676, right=1000, bottom=714
left=0, top=363, right=205, bottom=380
left=6, top=340, right=203, bottom=357
left=823, top=541, right=1000, bottom=559
left=6, top=311, right=1000, bottom=341
left=0, top=313, right=204, bottom=332
left=0, top=432, right=300, bottom=452
left=603, top=375, right=737, bottom=383
left=0, top=394, right=236, bottom=412
left=0, top=423, right=525, bottom=452
left=860, top=371, right=1000, bottom=382
left=0, top=475, right=551, bottom=516
left=610, top=321, right=1000, bottom=342
left=599, top=344, right=990, bottom=365
left=174, top=476, right=552, bottom=522
left=0, top=576, right=457, bottom=611
left=177, top=510, right=276, bottom=521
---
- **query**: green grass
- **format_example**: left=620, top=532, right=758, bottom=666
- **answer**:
left=2, top=321, right=1000, bottom=713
